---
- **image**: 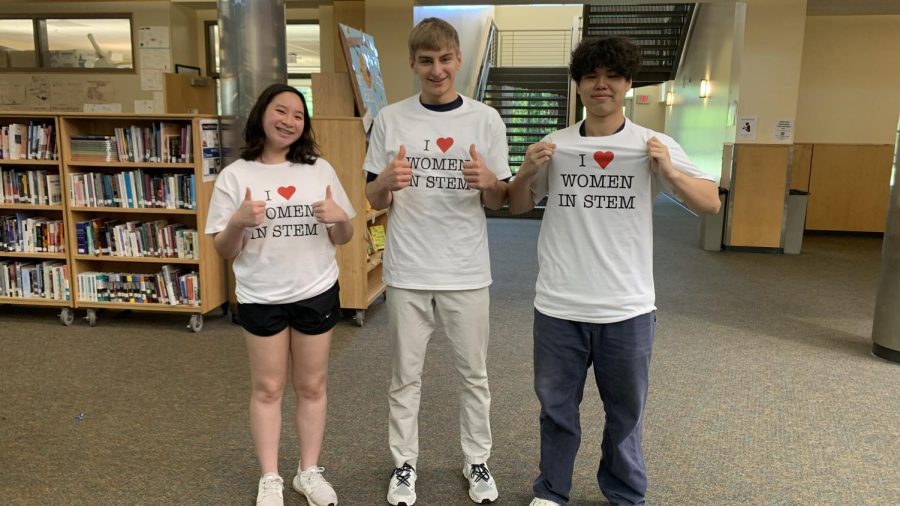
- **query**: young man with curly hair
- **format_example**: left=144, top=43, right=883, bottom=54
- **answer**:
left=508, top=37, right=720, bottom=506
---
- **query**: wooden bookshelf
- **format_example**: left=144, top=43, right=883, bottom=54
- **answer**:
left=312, top=112, right=387, bottom=326
left=0, top=113, right=75, bottom=325
left=58, top=113, right=227, bottom=331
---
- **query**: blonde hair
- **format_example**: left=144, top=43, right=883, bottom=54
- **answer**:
left=408, top=17, right=460, bottom=58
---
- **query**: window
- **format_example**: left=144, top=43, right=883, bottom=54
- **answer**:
left=0, top=15, right=134, bottom=71
left=206, top=21, right=320, bottom=113
left=0, top=19, right=37, bottom=68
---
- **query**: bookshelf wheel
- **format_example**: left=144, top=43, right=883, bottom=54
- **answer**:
left=189, top=314, right=203, bottom=333
left=60, top=308, right=74, bottom=326
left=86, top=309, right=97, bottom=327
left=354, top=309, right=365, bottom=327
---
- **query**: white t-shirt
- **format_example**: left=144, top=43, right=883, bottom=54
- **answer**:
left=205, top=158, right=356, bottom=304
left=531, top=119, right=713, bottom=323
left=364, top=95, right=512, bottom=290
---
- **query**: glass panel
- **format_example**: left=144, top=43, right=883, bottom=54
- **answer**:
left=286, top=24, right=320, bottom=74
left=288, top=77, right=313, bottom=117
left=0, top=19, right=37, bottom=68
left=44, top=18, right=133, bottom=69
left=209, top=23, right=319, bottom=76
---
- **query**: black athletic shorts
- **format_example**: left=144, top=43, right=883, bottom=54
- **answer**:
left=237, top=281, right=341, bottom=336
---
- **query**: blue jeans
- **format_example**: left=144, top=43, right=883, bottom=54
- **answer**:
left=532, top=309, right=655, bottom=505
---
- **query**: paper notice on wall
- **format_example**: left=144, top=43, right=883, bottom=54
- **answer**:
left=83, top=80, right=115, bottom=103
left=736, top=116, right=757, bottom=141
left=199, top=119, right=222, bottom=182
left=84, top=103, right=123, bottom=113
left=140, top=48, right=172, bottom=91
left=152, top=91, right=165, bottom=113
left=138, top=26, right=170, bottom=49
left=773, top=119, right=794, bottom=143
left=134, top=99, right=156, bottom=113
left=0, top=83, right=26, bottom=106
left=25, top=76, right=51, bottom=110
left=49, top=81, right=83, bottom=111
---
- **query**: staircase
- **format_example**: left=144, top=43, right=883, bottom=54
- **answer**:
left=582, top=3, right=696, bottom=86
left=482, top=66, right=570, bottom=171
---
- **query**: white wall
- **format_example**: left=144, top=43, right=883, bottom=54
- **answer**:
left=795, top=15, right=900, bottom=144
left=631, top=84, right=667, bottom=133
left=666, top=2, right=739, bottom=180
left=413, top=6, right=495, bottom=98
left=493, top=4, right=581, bottom=31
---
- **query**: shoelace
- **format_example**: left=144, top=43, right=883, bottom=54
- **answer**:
left=302, top=467, right=333, bottom=490
left=469, top=463, right=491, bottom=483
left=260, top=476, right=283, bottom=493
left=392, top=464, right=415, bottom=487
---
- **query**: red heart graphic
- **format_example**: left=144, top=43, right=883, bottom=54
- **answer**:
left=277, top=186, right=296, bottom=200
left=436, top=137, right=454, bottom=153
left=593, top=150, right=615, bottom=169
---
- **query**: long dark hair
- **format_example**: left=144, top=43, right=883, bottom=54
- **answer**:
left=240, top=83, right=320, bottom=164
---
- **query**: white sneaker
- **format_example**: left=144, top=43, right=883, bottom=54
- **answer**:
left=529, top=498, right=561, bottom=506
left=387, top=463, right=417, bottom=506
left=292, top=467, right=338, bottom=506
left=463, top=463, right=499, bottom=503
left=256, top=474, right=284, bottom=506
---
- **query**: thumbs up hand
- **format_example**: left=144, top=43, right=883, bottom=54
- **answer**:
left=313, top=185, right=349, bottom=224
left=462, top=144, right=498, bottom=190
left=231, top=187, right=266, bottom=228
left=377, top=145, right=413, bottom=192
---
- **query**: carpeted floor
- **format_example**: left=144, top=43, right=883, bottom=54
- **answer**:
left=1, top=197, right=898, bottom=505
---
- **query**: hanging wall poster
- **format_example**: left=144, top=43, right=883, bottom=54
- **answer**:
left=338, top=23, right=388, bottom=133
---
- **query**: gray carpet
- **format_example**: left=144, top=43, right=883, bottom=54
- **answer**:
left=1, top=197, right=898, bottom=505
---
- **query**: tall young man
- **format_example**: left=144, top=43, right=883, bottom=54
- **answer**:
left=508, top=37, right=721, bottom=506
left=364, top=17, right=510, bottom=506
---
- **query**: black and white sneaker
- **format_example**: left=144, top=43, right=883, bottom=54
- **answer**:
left=463, top=463, right=499, bottom=503
left=387, top=463, right=417, bottom=506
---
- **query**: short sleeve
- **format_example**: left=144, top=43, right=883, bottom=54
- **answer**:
left=204, top=166, right=240, bottom=235
left=485, top=110, right=512, bottom=180
left=363, top=111, right=390, bottom=176
left=328, top=163, right=357, bottom=222
left=653, top=134, right=714, bottom=194
left=529, top=133, right=554, bottom=204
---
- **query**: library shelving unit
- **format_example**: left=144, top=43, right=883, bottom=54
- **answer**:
left=0, top=112, right=75, bottom=325
left=312, top=115, right=387, bottom=326
left=58, top=113, right=226, bottom=332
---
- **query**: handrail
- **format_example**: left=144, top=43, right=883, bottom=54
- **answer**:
left=473, top=20, right=497, bottom=102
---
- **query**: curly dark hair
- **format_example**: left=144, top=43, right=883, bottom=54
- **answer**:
left=241, top=83, right=320, bottom=164
left=569, top=37, right=642, bottom=83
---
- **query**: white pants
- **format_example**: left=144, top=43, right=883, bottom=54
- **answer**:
left=387, top=286, right=493, bottom=469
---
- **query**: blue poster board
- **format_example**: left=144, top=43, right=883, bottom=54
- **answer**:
left=338, top=23, right=388, bottom=132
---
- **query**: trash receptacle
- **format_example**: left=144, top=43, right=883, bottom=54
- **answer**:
left=784, top=189, right=809, bottom=254
left=698, top=188, right=728, bottom=251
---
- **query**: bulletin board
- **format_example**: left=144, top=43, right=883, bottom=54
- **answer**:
left=337, top=23, right=388, bottom=132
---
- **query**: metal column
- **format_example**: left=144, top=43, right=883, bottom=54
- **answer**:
left=217, top=0, right=287, bottom=165
left=872, top=127, right=900, bottom=364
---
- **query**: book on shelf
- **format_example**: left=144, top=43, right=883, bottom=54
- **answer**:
left=1, top=214, right=65, bottom=253
left=0, top=168, right=62, bottom=205
left=75, top=217, right=198, bottom=259
left=369, top=224, right=386, bottom=251
left=0, top=121, right=57, bottom=160
left=68, top=170, right=195, bottom=210
left=76, top=266, right=200, bottom=305
left=0, top=259, right=69, bottom=300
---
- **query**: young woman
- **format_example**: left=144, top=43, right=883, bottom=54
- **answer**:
left=205, top=83, right=354, bottom=506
